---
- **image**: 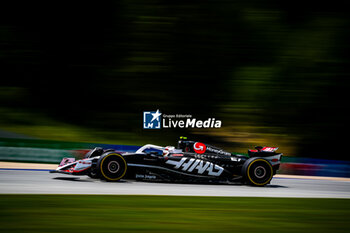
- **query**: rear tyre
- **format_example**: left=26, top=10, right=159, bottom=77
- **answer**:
left=97, top=153, right=127, bottom=181
left=242, top=158, right=273, bottom=186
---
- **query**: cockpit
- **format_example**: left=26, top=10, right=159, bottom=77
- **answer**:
left=135, top=144, right=183, bottom=156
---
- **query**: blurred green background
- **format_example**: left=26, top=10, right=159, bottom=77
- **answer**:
left=1, top=1, right=349, bottom=159
left=1, top=195, right=350, bottom=233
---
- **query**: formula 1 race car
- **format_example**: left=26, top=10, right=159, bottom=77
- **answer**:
left=50, top=137, right=282, bottom=186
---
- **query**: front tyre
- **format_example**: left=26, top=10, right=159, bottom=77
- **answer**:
left=242, top=158, right=273, bottom=186
left=97, top=153, right=127, bottom=181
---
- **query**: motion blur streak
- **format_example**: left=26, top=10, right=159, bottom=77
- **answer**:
left=1, top=170, right=350, bottom=198
left=1, top=1, right=349, bottom=160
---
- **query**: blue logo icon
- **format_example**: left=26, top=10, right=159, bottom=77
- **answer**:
left=143, top=110, right=162, bottom=129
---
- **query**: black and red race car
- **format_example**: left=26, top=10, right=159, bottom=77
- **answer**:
left=50, top=137, right=282, bottom=186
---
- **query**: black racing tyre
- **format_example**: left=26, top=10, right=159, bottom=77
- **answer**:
left=97, top=153, right=127, bottom=181
left=242, top=158, right=273, bottom=186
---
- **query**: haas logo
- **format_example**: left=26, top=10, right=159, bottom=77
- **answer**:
left=193, top=142, right=206, bottom=154
left=166, top=158, right=224, bottom=176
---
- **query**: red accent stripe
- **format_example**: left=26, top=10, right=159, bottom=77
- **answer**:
left=171, top=154, right=184, bottom=157
left=72, top=167, right=90, bottom=173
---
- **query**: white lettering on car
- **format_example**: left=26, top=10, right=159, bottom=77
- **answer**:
left=166, top=158, right=224, bottom=176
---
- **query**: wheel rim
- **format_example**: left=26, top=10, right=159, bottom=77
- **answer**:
left=254, top=166, right=266, bottom=179
left=108, top=161, right=120, bottom=173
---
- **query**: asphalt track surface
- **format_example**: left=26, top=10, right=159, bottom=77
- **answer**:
left=1, top=169, right=350, bottom=198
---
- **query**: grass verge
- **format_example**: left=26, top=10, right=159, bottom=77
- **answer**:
left=0, top=195, right=349, bottom=233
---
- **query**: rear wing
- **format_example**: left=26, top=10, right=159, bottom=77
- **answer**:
left=248, top=146, right=281, bottom=157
